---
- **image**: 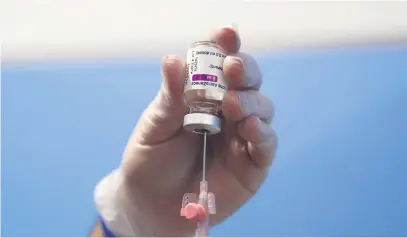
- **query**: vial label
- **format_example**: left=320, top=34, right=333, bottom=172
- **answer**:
left=185, top=44, right=227, bottom=94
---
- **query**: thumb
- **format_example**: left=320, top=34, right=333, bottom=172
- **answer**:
left=135, top=55, right=189, bottom=145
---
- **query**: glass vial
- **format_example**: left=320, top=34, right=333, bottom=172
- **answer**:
left=183, top=41, right=228, bottom=135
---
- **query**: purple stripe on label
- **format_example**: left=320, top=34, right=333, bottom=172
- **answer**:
left=192, top=74, right=218, bottom=82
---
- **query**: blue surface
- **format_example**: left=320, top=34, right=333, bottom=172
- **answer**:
left=2, top=44, right=407, bottom=236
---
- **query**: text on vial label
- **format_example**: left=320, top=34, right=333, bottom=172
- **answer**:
left=184, top=43, right=227, bottom=94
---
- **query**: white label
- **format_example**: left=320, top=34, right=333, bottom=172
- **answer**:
left=184, top=44, right=227, bottom=94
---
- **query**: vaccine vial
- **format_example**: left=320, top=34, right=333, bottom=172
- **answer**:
left=183, top=41, right=228, bottom=135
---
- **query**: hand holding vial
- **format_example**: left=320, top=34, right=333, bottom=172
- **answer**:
left=118, top=26, right=278, bottom=237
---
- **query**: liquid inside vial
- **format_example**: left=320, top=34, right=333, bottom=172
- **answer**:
left=184, top=41, right=228, bottom=115
left=184, top=89, right=223, bottom=114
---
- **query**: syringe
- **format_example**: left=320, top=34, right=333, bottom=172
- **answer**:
left=180, top=131, right=216, bottom=237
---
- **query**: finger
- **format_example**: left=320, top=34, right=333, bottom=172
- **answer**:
left=209, top=26, right=241, bottom=54
left=160, top=55, right=186, bottom=101
left=222, top=90, right=274, bottom=124
left=238, top=115, right=278, bottom=169
left=238, top=115, right=273, bottom=144
left=223, top=52, right=262, bottom=90
left=135, top=55, right=189, bottom=145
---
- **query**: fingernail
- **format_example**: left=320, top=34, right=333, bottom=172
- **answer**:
left=255, top=116, right=261, bottom=125
left=235, top=91, right=248, bottom=114
left=250, top=116, right=262, bottom=134
left=227, top=55, right=242, bottom=64
left=221, top=23, right=239, bottom=32
left=224, top=56, right=243, bottom=71
left=163, top=55, right=178, bottom=61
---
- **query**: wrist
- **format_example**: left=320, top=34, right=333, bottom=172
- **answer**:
left=94, top=168, right=147, bottom=236
left=94, top=168, right=195, bottom=237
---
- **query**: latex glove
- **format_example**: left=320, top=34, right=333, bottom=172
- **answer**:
left=95, top=26, right=277, bottom=237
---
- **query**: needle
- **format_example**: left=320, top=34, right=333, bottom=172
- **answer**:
left=202, top=131, right=207, bottom=181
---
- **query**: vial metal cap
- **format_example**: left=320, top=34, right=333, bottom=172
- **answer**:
left=183, top=113, right=221, bottom=135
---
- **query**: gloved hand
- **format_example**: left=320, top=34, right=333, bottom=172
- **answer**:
left=96, top=26, right=277, bottom=237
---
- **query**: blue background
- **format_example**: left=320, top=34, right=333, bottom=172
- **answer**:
left=2, top=44, right=407, bottom=236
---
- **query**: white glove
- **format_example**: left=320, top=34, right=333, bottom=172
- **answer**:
left=94, top=26, right=278, bottom=237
